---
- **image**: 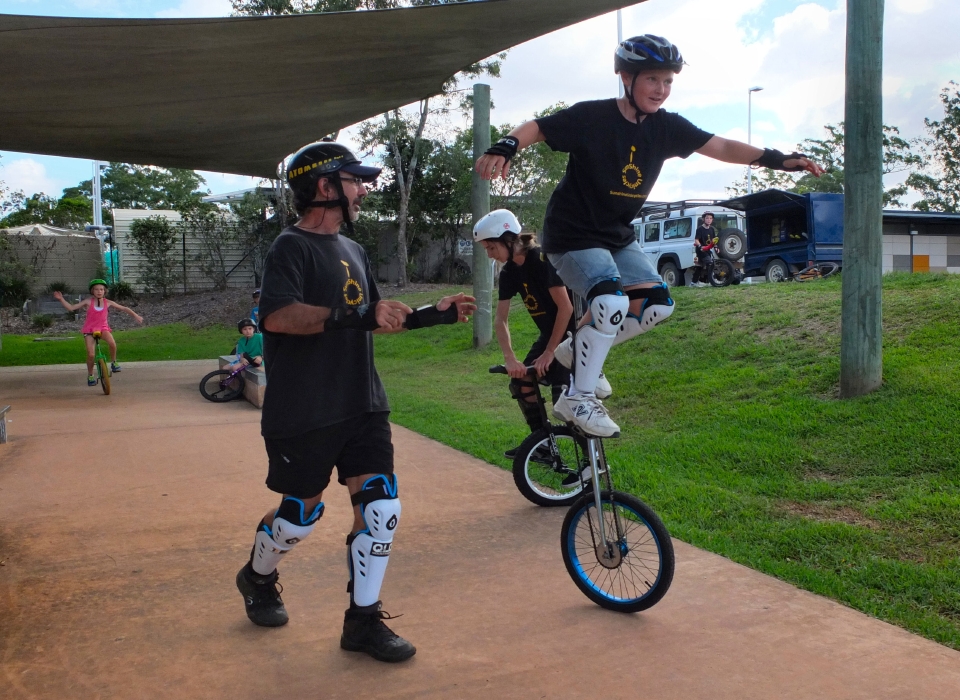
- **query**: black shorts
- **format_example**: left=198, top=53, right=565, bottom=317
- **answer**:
left=263, top=412, right=394, bottom=499
left=522, top=334, right=569, bottom=389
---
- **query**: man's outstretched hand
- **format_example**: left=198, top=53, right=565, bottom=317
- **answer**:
left=783, top=156, right=825, bottom=178
left=437, top=293, right=477, bottom=322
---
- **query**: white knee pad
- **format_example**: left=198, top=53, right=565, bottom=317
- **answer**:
left=572, top=293, right=628, bottom=395
left=348, top=474, right=400, bottom=608
left=251, top=497, right=324, bottom=576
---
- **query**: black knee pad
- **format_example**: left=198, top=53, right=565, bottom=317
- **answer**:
left=509, top=377, right=537, bottom=402
left=586, top=278, right=625, bottom=301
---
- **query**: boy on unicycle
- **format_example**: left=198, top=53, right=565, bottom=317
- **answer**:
left=477, top=34, right=822, bottom=437
left=54, top=279, right=143, bottom=386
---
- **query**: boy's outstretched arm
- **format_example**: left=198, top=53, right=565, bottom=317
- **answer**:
left=475, top=120, right=546, bottom=181
left=696, top=136, right=824, bottom=177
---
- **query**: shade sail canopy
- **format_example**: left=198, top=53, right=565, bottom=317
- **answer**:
left=0, top=0, right=646, bottom=179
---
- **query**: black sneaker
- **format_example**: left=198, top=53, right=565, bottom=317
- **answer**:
left=341, top=602, right=416, bottom=663
left=236, top=563, right=289, bottom=627
left=504, top=444, right=522, bottom=459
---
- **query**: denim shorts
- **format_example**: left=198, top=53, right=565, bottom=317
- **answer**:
left=546, top=241, right=662, bottom=298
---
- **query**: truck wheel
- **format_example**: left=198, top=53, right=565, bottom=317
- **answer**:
left=765, top=259, right=789, bottom=283
left=659, top=261, right=681, bottom=287
left=718, top=229, right=747, bottom=260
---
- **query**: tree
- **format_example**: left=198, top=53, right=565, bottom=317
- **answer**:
left=489, top=105, right=570, bottom=232
left=129, top=216, right=182, bottom=297
left=178, top=204, right=238, bottom=291
left=68, top=163, right=208, bottom=216
left=0, top=192, right=92, bottom=230
left=906, top=82, right=960, bottom=213
left=232, top=0, right=502, bottom=286
left=727, top=123, right=922, bottom=207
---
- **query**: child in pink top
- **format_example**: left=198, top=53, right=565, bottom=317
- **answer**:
left=54, top=279, right=143, bottom=386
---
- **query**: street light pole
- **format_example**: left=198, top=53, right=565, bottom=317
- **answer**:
left=747, top=86, right=763, bottom=194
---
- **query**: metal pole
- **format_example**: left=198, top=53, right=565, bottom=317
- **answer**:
left=92, top=160, right=102, bottom=228
left=472, top=83, right=493, bottom=348
left=839, top=0, right=885, bottom=398
left=617, top=10, right=624, bottom=98
left=747, top=87, right=763, bottom=194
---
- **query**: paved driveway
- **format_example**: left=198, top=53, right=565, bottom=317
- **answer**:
left=1, top=361, right=959, bottom=699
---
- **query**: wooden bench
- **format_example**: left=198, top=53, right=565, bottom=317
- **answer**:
left=218, top=356, right=266, bottom=409
left=0, top=405, right=10, bottom=444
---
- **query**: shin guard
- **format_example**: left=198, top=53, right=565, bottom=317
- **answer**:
left=347, top=474, right=400, bottom=608
left=510, top=378, right=543, bottom=431
left=572, top=290, right=628, bottom=395
left=251, top=497, right=324, bottom=576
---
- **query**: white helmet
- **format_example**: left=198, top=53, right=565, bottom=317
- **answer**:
left=473, top=209, right=521, bottom=242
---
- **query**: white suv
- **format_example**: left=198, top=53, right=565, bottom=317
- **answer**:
left=632, top=200, right=747, bottom=287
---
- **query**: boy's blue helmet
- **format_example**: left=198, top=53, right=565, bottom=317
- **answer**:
left=615, top=35, right=685, bottom=74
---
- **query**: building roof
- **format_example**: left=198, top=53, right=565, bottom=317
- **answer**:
left=1, top=224, right=96, bottom=238
left=0, top=0, right=644, bottom=179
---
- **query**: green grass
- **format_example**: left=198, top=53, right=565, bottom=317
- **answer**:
left=374, top=275, right=960, bottom=649
left=0, top=323, right=234, bottom=366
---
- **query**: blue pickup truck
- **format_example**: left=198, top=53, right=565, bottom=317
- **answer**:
left=716, top=190, right=844, bottom=282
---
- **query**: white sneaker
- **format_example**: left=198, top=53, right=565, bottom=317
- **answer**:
left=553, top=335, right=613, bottom=399
left=553, top=391, right=620, bottom=438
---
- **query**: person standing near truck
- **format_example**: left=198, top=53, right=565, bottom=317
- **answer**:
left=693, top=212, right=717, bottom=286
left=476, top=34, right=822, bottom=437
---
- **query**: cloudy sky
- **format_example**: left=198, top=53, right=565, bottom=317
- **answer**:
left=1, top=0, right=958, bottom=204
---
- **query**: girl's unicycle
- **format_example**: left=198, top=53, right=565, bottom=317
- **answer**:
left=92, top=331, right=111, bottom=395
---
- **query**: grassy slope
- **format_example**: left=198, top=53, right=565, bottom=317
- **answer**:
left=375, top=276, right=960, bottom=649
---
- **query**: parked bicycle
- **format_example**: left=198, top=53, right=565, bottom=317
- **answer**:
left=793, top=261, right=839, bottom=282
left=490, top=363, right=675, bottom=613
left=199, top=363, right=246, bottom=402
left=91, top=331, right=111, bottom=395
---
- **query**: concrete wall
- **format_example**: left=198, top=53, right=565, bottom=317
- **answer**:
left=882, top=218, right=960, bottom=274
left=112, top=209, right=256, bottom=293
left=1, top=227, right=102, bottom=293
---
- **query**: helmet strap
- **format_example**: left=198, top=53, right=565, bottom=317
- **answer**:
left=624, top=73, right=655, bottom=120
left=303, top=174, right=354, bottom=234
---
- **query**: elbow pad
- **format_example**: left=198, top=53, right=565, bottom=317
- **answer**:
left=403, top=304, right=458, bottom=330
left=324, top=302, right=381, bottom=332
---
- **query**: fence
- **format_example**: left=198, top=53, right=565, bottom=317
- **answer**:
left=112, top=209, right=256, bottom=293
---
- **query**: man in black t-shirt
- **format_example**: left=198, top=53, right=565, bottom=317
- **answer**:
left=693, top=212, right=718, bottom=286
left=476, top=34, right=823, bottom=438
left=235, top=141, right=475, bottom=664
left=473, top=209, right=585, bottom=458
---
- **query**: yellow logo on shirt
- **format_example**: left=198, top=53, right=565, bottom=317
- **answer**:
left=341, top=260, right=363, bottom=306
left=522, top=283, right=544, bottom=317
left=621, top=145, right=643, bottom=190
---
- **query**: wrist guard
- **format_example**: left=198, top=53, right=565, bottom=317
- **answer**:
left=324, top=302, right=381, bottom=332
left=752, top=148, right=808, bottom=172
left=403, top=304, right=459, bottom=330
left=484, top=136, right=520, bottom=162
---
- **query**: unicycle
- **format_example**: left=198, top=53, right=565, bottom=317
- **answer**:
left=199, top=364, right=246, bottom=402
left=559, top=433, right=674, bottom=612
left=555, top=291, right=674, bottom=612
left=92, top=331, right=111, bottom=395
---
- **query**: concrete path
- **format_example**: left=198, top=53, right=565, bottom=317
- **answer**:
left=1, top=361, right=959, bottom=699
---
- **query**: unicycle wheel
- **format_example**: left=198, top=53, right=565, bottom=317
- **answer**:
left=560, top=489, right=674, bottom=612
left=97, top=357, right=111, bottom=395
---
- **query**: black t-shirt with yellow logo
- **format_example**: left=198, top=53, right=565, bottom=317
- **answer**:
left=498, top=247, right=568, bottom=337
left=257, top=226, right=388, bottom=438
left=536, top=99, right=713, bottom=254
